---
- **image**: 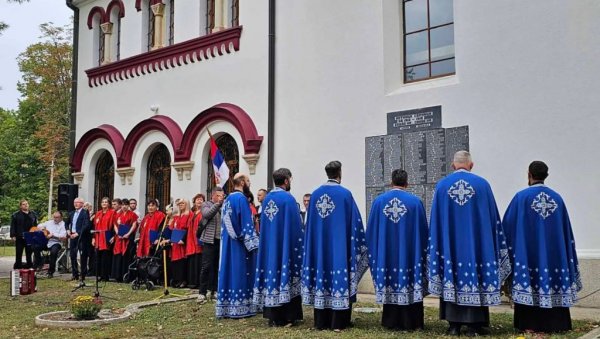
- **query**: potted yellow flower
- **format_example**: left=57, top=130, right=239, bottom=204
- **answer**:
left=70, top=295, right=102, bottom=320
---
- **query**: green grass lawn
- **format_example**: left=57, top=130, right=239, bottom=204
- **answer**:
left=0, top=244, right=16, bottom=257
left=0, top=278, right=597, bottom=338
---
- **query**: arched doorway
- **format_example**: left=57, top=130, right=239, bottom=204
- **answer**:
left=207, top=133, right=239, bottom=195
left=94, top=150, right=115, bottom=210
left=146, top=144, right=171, bottom=211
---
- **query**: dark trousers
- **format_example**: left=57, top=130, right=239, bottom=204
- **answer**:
left=69, top=237, right=90, bottom=279
left=14, top=237, right=33, bottom=269
left=33, top=244, right=62, bottom=274
left=199, top=239, right=220, bottom=295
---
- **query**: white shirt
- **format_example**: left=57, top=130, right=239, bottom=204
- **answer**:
left=39, top=220, right=67, bottom=248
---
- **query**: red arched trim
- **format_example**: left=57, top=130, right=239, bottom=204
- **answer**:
left=178, top=103, right=264, bottom=162
left=71, top=124, right=124, bottom=172
left=119, top=115, right=183, bottom=167
left=106, top=0, right=125, bottom=20
left=136, top=0, right=163, bottom=12
left=87, top=6, right=107, bottom=29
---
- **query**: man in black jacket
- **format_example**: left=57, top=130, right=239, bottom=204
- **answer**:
left=10, top=200, right=38, bottom=269
left=66, top=197, right=92, bottom=282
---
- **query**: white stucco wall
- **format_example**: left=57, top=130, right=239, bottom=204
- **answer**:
left=274, top=0, right=600, bottom=258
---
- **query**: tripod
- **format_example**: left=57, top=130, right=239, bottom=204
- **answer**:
left=72, top=232, right=115, bottom=300
left=154, top=214, right=183, bottom=300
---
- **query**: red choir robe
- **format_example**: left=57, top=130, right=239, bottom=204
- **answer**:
left=137, top=211, right=165, bottom=257
left=170, top=213, right=191, bottom=261
left=186, top=211, right=203, bottom=256
left=94, top=209, right=116, bottom=250
left=113, top=210, right=137, bottom=255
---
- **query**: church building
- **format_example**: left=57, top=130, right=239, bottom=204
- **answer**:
left=66, top=0, right=600, bottom=307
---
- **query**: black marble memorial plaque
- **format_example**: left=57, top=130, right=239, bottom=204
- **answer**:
left=383, top=135, right=403, bottom=185
left=387, top=106, right=442, bottom=134
left=445, top=126, right=469, bottom=170
left=425, top=129, right=446, bottom=183
left=403, top=131, right=427, bottom=185
left=365, top=136, right=385, bottom=187
left=365, top=186, right=386, bottom=218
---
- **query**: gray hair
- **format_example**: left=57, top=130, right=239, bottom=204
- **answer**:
left=74, top=197, right=85, bottom=203
left=453, top=150, right=472, bottom=164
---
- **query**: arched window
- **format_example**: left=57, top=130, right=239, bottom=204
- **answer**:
left=229, top=0, right=239, bottom=27
left=140, top=0, right=155, bottom=51
left=166, top=0, right=175, bottom=45
left=146, top=144, right=171, bottom=212
left=94, top=151, right=114, bottom=210
left=204, top=0, right=215, bottom=34
left=206, top=133, right=239, bottom=195
left=88, top=8, right=105, bottom=66
left=108, top=6, right=122, bottom=61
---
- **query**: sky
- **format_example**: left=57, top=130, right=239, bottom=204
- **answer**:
left=0, top=1, right=72, bottom=110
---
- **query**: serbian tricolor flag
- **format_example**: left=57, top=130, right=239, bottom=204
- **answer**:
left=210, top=135, right=229, bottom=187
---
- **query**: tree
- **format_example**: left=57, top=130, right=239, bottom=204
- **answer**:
left=0, top=22, right=72, bottom=222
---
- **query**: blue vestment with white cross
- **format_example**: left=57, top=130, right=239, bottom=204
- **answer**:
left=366, top=188, right=429, bottom=305
left=301, top=180, right=369, bottom=310
left=427, top=169, right=511, bottom=306
left=502, top=184, right=582, bottom=308
left=253, top=187, right=305, bottom=307
left=216, top=191, right=260, bottom=318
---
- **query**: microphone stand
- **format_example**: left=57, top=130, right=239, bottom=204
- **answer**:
left=73, top=230, right=116, bottom=300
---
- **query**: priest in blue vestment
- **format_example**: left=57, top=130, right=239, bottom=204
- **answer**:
left=366, top=169, right=428, bottom=330
left=216, top=173, right=260, bottom=318
left=253, top=168, right=304, bottom=326
left=502, top=161, right=582, bottom=333
left=302, top=160, right=369, bottom=331
left=428, top=151, right=511, bottom=336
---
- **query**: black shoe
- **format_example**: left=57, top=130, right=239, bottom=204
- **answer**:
left=46, top=273, right=54, bottom=278
left=447, top=325, right=461, bottom=336
left=71, top=276, right=79, bottom=281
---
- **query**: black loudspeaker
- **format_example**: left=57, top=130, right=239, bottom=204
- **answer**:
left=57, top=183, right=78, bottom=212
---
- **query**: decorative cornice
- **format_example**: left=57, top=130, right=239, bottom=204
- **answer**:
left=71, top=103, right=263, bottom=172
left=242, top=154, right=260, bottom=175
left=136, top=0, right=163, bottom=12
left=72, top=172, right=84, bottom=186
left=115, top=167, right=135, bottom=185
left=71, top=124, right=124, bottom=172
left=87, top=1, right=124, bottom=29
left=84, top=26, right=242, bottom=87
left=172, top=161, right=195, bottom=181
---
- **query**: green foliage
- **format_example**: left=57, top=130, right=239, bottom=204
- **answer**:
left=0, top=22, right=71, bottom=223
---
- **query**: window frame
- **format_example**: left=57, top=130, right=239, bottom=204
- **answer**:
left=402, top=0, right=455, bottom=83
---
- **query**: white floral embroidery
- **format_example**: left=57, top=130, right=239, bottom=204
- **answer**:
left=530, top=192, right=558, bottom=219
left=315, top=194, right=335, bottom=219
left=447, top=179, right=475, bottom=206
left=383, top=197, right=407, bottom=223
left=263, top=200, right=279, bottom=221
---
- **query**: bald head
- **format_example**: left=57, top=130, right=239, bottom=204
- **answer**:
left=452, top=150, right=473, bottom=171
left=233, top=172, right=250, bottom=191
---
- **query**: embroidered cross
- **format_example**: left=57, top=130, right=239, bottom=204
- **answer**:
left=448, top=179, right=475, bottom=206
left=383, top=197, right=407, bottom=223
left=316, top=194, right=335, bottom=218
left=531, top=192, right=557, bottom=219
left=264, top=200, right=279, bottom=221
